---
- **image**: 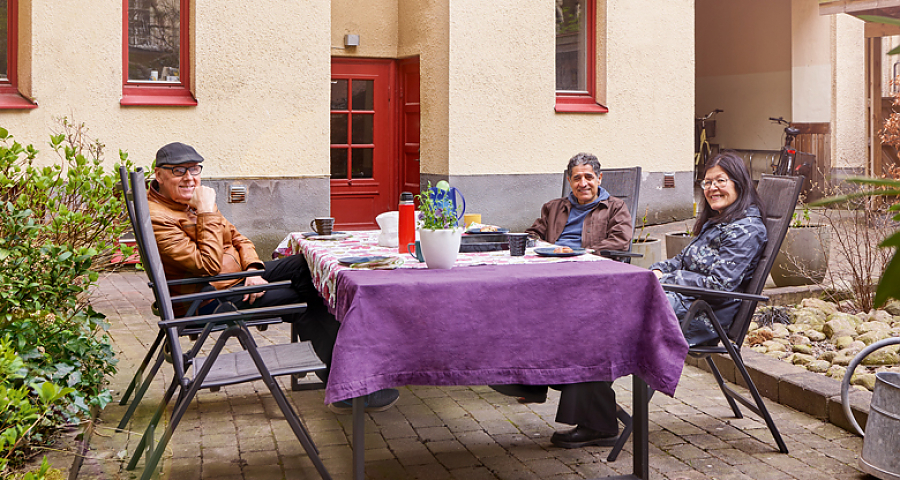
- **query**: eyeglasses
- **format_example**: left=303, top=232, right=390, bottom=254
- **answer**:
left=159, top=164, right=203, bottom=177
left=699, top=177, right=732, bottom=190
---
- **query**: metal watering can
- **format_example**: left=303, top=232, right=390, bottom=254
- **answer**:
left=841, top=337, right=900, bottom=480
left=428, top=186, right=465, bottom=227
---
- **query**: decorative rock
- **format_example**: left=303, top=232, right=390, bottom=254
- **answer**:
left=766, top=350, right=787, bottom=359
left=861, top=349, right=900, bottom=366
left=763, top=341, right=787, bottom=353
left=852, top=373, right=877, bottom=390
left=805, top=330, right=827, bottom=342
left=820, top=350, right=837, bottom=362
left=771, top=323, right=790, bottom=338
left=857, top=330, right=889, bottom=346
left=833, top=352, right=857, bottom=366
left=866, top=309, right=893, bottom=323
left=789, top=334, right=811, bottom=345
left=807, top=360, right=831, bottom=373
left=787, top=324, right=806, bottom=333
left=771, top=337, right=791, bottom=346
left=884, top=299, right=900, bottom=316
left=846, top=340, right=867, bottom=351
left=750, top=345, right=768, bottom=354
left=792, top=344, right=814, bottom=355
left=748, top=321, right=759, bottom=331
left=824, top=317, right=856, bottom=338
left=834, top=335, right=856, bottom=350
left=801, top=298, right=839, bottom=315
left=792, top=353, right=815, bottom=365
left=745, top=328, right=773, bottom=346
left=857, top=321, right=890, bottom=334
left=827, top=365, right=847, bottom=379
left=791, top=307, right=827, bottom=326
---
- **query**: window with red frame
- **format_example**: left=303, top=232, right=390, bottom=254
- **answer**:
left=555, top=0, right=606, bottom=113
left=0, top=0, right=36, bottom=109
left=122, top=0, right=196, bottom=106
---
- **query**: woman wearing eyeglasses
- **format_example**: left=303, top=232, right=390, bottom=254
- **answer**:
left=651, top=151, right=767, bottom=346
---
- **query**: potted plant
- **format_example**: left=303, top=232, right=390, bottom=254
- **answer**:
left=770, top=205, right=831, bottom=287
left=415, top=181, right=464, bottom=269
left=664, top=225, right=694, bottom=259
left=630, top=209, right=663, bottom=269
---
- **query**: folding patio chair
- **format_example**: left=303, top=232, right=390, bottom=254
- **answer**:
left=607, top=174, right=802, bottom=461
left=114, top=167, right=320, bottom=431
left=120, top=168, right=332, bottom=480
left=561, top=166, right=642, bottom=261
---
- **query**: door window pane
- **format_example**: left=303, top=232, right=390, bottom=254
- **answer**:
left=351, top=148, right=373, bottom=178
left=556, top=0, right=586, bottom=92
left=331, top=79, right=348, bottom=109
left=331, top=114, right=348, bottom=145
left=331, top=148, right=349, bottom=180
left=351, top=80, right=374, bottom=110
left=128, top=0, right=180, bottom=83
left=351, top=114, right=374, bottom=144
left=0, top=0, right=8, bottom=81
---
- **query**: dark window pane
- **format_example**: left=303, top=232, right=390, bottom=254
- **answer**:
left=331, top=148, right=349, bottom=180
left=351, top=148, right=373, bottom=179
left=128, top=0, right=181, bottom=83
left=0, top=0, right=7, bottom=81
left=351, top=114, right=373, bottom=144
left=351, top=80, right=374, bottom=110
left=331, top=79, right=348, bottom=110
left=331, top=114, right=348, bottom=145
left=555, top=0, right=586, bottom=92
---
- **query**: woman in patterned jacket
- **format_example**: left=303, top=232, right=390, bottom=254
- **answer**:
left=651, top=151, right=767, bottom=346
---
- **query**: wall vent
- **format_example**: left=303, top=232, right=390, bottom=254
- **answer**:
left=228, top=185, right=247, bottom=203
left=663, top=173, right=675, bottom=189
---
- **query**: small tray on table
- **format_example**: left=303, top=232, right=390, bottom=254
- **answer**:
left=460, top=232, right=509, bottom=252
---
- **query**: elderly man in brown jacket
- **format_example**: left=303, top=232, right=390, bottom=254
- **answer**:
left=492, top=152, right=633, bottom=449
left=147, top=141, right=399, bottom=414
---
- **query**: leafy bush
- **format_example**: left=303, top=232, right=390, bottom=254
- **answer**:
left=0, top=122, right=132, bottom=473
left=0, top=337, right=73, bottom=476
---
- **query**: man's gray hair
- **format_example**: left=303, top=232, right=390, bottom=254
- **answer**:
left=566, top=152, right=601, bottom=178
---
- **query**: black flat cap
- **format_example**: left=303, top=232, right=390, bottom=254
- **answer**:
left=155, top=142, right=204, bottom=166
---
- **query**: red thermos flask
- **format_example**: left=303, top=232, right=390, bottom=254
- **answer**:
left=398, top=192, right=415, bottom=254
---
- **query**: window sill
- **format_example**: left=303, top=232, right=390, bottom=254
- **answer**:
left=121, top=85, right=197, bottom=106
left=0, top=90, right=38, bottom=109
left=555, top=96, right=608, bottom=113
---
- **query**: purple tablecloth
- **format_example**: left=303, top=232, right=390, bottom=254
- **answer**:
left=324, top=260, right=688, bottom=404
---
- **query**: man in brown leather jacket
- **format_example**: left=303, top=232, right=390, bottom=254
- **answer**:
left=148, top=142, right=399, bottom=413
left=493, top=152, right=633, bottom=449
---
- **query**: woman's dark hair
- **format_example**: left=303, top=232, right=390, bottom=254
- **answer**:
left=693, top=151, right=766, bottom=235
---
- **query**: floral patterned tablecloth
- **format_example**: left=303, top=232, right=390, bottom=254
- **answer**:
left=274, top=230, right=607, bottom=310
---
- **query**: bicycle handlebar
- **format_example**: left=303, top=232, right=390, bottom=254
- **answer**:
left=769, top=116, right=789, bottom=125
left=699, top=109, right=724, bottom=121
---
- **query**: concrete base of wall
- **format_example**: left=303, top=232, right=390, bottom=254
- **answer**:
left=205, top=177, right=330, bottom=258
left=422, top=171, right=696, bottom=232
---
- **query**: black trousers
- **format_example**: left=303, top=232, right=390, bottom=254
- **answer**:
left=203, top=254, right=340, bottom=384
left=514, top=381, right=618, bottom=435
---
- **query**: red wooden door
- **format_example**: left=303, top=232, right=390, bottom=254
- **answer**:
left=399, top=58, right=420, bottom=197
left=330, top=59, right=395, bottom=229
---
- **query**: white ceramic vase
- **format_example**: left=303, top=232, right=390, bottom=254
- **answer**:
left=418, top=227, right=463, bottom=269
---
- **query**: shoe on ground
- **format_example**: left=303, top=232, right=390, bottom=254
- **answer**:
left=328, top=388, right=400, bottom=414
left=551, top=425, right=619, bottom=449
left=488, top=384, right=547, bottom=404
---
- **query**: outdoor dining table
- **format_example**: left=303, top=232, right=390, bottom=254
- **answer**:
left=276, top=230, right=689, bottom=480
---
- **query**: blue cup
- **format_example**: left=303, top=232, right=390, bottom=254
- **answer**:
left=407, top=241, right=425, bottom=262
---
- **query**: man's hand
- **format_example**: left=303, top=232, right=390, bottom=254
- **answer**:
left=189, top=185, right=218, bottom=213
left=653, top=269, right=664, bottom=280
left=243, top=272, right=268, bottom=304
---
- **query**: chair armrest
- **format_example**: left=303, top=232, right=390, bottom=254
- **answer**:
left=165, top=269, right=266, bottom=286
left=598, top=250, right=642, bottom=258
left=661, top=283, right=768, bottom=303
left=159, top=303, right=308, bottom=328
left=170, top=280, right=292, bottom=304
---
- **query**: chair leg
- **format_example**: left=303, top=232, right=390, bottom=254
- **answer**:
left=119, top=330, right=165, bottom=406
left=731, top=355, right=789, bottom=453
left=607, top=389, right=655, bottom=462
left=239, top=329, right=331, bottom=480
left=705, top=356, right=742, bottom=418
left=290, top=322, right=306, bottom=391
left=126, top=376, right=180, bottom=471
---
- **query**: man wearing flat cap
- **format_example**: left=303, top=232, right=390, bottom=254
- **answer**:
left=147, top=142, right=400, bottom=413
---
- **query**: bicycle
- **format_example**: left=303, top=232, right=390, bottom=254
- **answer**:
left=769, top=116, right=814, bottom=197
left=695, top=109, right=723, bottom=181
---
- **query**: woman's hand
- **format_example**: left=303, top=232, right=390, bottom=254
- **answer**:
left=652, top=269, right=664, bottom=280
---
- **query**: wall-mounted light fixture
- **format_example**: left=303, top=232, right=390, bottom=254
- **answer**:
left=344, top=34, right=360, bottom=47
